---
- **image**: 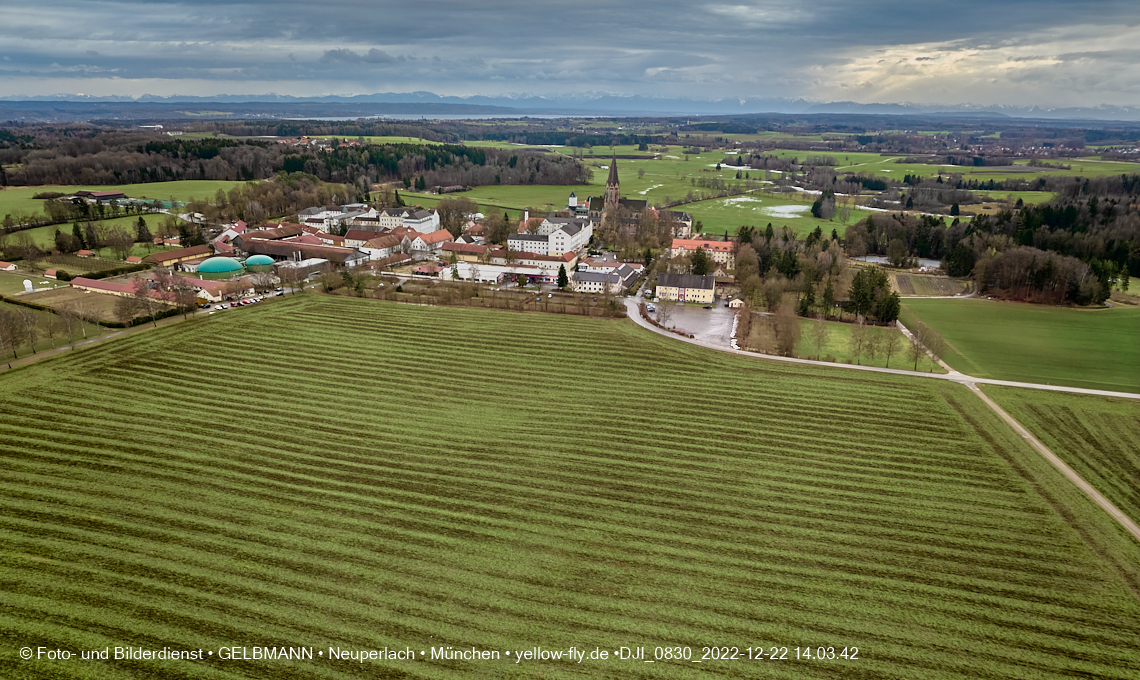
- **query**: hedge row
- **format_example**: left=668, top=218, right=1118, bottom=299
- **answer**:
left=81, top=263, right=150, bottom=280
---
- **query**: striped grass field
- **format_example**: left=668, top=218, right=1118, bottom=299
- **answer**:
left=983, top=386, right=1140, bottom=527
left=2, top=296, right=1140, bottom=679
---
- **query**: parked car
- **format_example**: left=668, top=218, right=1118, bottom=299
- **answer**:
left=703, top=305, right=712, bottom=309
left=647, top=304, right=656, bottom=312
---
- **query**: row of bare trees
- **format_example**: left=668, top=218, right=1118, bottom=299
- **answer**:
left=0, top=299, right=100, bottom=367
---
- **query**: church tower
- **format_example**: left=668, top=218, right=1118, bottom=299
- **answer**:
left=604, top=155, right=620, bottom=211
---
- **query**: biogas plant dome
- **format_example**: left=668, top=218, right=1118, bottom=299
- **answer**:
left=197, top=257, right=244, bottom=277
left=245, top=255, right=274, bottom=267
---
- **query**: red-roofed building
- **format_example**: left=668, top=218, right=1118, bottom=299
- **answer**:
left=142, top=244, right=212, bottom=267
left=316, top=232, right=347, bottom=247
left=126, top=256, right=143, bottom=264
left=442, top=241, right=489, bottom=262
left=44, top=269, right=58, bottom=279
left=286, top=233, right=324, bottom=245
left=0, top=261, right=16, bottom=272
left=70, top=276, right=173, bottom=302
left=77, top=250, right=95, bottom=258
left=670, top=238, right=736, bottom=269
left=343, top=229, right=380, bottom=248
left=409, top=230, right=453, bottom=259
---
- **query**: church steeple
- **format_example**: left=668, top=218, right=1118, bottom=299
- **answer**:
left=604, top=154, right=620, bottom=211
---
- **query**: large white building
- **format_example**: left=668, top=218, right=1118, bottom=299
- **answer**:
left=507, top=220, right=592, bottom=257
left=572, top=263, right=641, bottom=295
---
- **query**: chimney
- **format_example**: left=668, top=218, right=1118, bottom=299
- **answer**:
left=524, top=209, right=529, bottom=223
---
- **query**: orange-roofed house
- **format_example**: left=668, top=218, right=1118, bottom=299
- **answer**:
left=670, top=238, right=736, bottom=269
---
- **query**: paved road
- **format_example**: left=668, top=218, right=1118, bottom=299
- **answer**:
left=623, top=297, right=1140, bottom=543
left=624, top=298, right=1140, bottom=400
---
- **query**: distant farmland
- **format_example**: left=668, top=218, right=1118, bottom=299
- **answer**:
left=2, top=296, right=1139, bottom=679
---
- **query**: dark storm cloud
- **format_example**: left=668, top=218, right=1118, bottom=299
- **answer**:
left=0, top=1, right=1137, bottom=105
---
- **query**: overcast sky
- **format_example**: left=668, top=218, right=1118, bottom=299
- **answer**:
left=1, top=1, right=1138, bottom=107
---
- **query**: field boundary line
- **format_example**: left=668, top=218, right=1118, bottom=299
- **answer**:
left=966, top=382, right=1140, bottom=543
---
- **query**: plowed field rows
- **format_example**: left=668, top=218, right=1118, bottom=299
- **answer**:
left=984, top=386, right=1140, bottom=527
left=2, top=296, right=1139, bottom=679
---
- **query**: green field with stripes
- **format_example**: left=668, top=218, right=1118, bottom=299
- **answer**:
left=2, top=295, right=1139, bottom=679
left=984, top=386, right=1140, bottom=527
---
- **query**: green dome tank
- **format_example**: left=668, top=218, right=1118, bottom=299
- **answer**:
left=197, top=256, right=244, bottom=279
left=245, top=255, right=274, bottom=266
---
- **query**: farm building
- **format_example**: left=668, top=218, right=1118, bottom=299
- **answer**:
left=655, top=273, right=716, bottom=303
left=43, top=269, right=57, bottom=279
left=162, top=274, right=254, bottom=303
left=240, top=240, right=368, bottom=268
left=142, top=244, right=213, bottom=268
left=75, top=190, right=126, bottom=203
left=0, top=261, right=17, bottom=272
left=126, top=256, right=143, bottom=264
left=77, top=250, right=95, bottom=258
left=232, top=224, right=303, bottom=249
left=70, top=277, right=171, bottom=301
left=275, top=258, right=330, bottom=280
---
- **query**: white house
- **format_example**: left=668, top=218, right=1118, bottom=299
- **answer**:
left=404, top=209, right=441, bottom=233
left=447, top=261, right=554, bottom=285
left=507, top=222, right=591, bottom=257
left=572, top=263, right=640, bottom=294
left=507, top=233, right=550, bottom=255
left=407, top=230, right=453, bottom=259
left=361, top=234, right=405, bottom=261
left=0, top=261, right=17, bottom=272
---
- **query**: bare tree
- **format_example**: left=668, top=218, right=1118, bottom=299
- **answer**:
left=106, top=228, right=135, bottom=260
left=114, top=294, right=145, bottom=326
left=849, top=315, right=867, bottom=365
left=250, top=271, right=277, bottom=292
left=0, top=309, right=24, bottom=366
left=926, top=329, right=945, bottom=372
left=56, top=302, right=80, bottom=347
left=130, top=278, right=162, bottom=327
left=865, top=328, right=883, bottom=365
left=773, top=303, right=801, bottom=357
left=810, top=314, right=830, bottom=360
left=44, top=314, right=64, bottom=349
left=883, top=328, right=903, bottom=368
left=762, top=276, right=786, bottom=312
left=655, top=298, right=676, bottom=326
left=907, top=322, right=928, bottom=371
left=14, top=306, right=40, bottom=355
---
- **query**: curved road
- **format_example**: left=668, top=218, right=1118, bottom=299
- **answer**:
left=625, top=298, right=1140, bottom=543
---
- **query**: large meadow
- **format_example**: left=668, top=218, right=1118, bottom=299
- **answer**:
left=901, top=299, right=1140, bottom=392
left=3, top=295, right=1140, bottom=680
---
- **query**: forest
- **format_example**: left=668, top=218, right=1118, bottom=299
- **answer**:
left=0, top=126, right=588, bottom=192
left=843, top=174, right=1140, bottom=305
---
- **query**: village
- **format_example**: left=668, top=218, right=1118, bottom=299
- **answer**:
left=0, top=159, right=736, bottom=329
